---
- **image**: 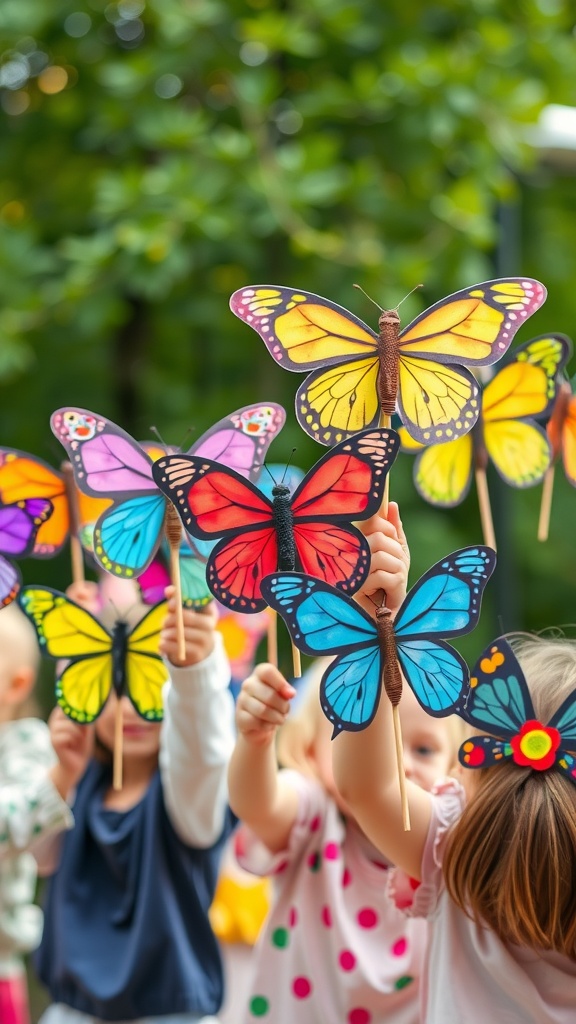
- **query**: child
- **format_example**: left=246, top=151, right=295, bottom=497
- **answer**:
left=0, top=603, right=73, bottom=1024
left=34, top=584, right=236, bottom=1024
left=333, top=516, right=576, bottom=1022
left=227, top=505, right=462, bottom=1023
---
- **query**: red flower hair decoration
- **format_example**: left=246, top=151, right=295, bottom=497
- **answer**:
left=456, top=638, right=576, bottom=783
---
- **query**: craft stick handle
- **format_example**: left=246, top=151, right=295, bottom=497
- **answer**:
left=291, top=640, right=302, bottom=679
left=165, top=503, right=186, bottom=662
left=537, top=464, right=555, bottom=542
left=475, top=468, right=496, bottom=550
left=267, top=609, right=278, bottom=668
left=61, top=461, right=85, bottom=583
left=113, top=699, right=123, bottom=791
left=393, top=704, right=411, bottom=830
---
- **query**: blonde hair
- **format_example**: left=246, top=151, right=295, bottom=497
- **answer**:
left=444, top=634, right=576, bottom=958
left=0, top=602, right=41, bottom=719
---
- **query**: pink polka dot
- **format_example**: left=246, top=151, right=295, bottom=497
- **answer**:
left=371, top=860, right=388, bottom=871
left=292, top=976, right=312, bottom=999
left=324, top=842, right=340, bottom=861
left=348, top=1009, right=372, bottom=1024
left=321, top=905, right=332, bottom=928
left=309, top=815, right=321, bottom=832
left=409, top=876, right=420, bottom=890
left=392, top=937, right=407, bottom=957
left=339, top=949, right=356, bottom=971
left=357, top=907, right=379, bottom=929
left=289, top=906, right=298, bottom=928
left=307, top=853, right=317, bottom=869
left=342, top=867, right=352, bottom=888
left=273, top=860, right=289, bottom=875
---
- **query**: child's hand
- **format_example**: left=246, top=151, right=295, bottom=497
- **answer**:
left=48, top=707, right=94, bottom=799
left=159, top=586, right=218, bottom=667
left=236, top=664, right=296, bottom=747
left=66, top=580, right=100, bottom=614
left=356, top=502, right=410, bottom=618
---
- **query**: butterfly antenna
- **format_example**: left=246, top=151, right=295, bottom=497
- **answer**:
left=353, top=283, right=384, bottom=313
left=281, top=449, right=297, bottom=484
left=392, top=282, right=424, bottom=312
left=178, top=426, right=194, bottom=451
left=149, top=425, right=167, bottom=447
left=262, top=462, right=277, bottom=486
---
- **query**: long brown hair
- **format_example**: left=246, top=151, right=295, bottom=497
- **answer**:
left=444, top=635, right=576, bottom=958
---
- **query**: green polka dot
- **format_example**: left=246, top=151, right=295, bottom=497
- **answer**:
left=395, top=975, right=414, bottom=990
left=33, top=823, right=42, bottom=835
left=250, top=995, right=269, bottom=1016
left=272, top=927, right=289, bottom=949
left=309, top=852, right=321, bottom=872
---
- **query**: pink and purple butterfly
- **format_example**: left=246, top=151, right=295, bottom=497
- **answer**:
left=51, top=404, right=286, bottom=580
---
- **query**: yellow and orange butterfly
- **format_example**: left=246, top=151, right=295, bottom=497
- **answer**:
left=546, top=376, right=576, bottom=488
left=18, top=586, right=168, bottom=724
left=0, top=449, right=111, bottom=558
left=399, top=335, right=571, bottom=507
left=230, top=279, right=546, bottom=446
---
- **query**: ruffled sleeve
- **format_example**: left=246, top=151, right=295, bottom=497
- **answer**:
left=389, top=777, right=465, bottom=920
left=235, top=770, right=330, bottom=878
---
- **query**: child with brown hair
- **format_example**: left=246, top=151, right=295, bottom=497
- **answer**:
left=333, top=516, right=576, bottom=1022
left=0, top=603, right=73, bottom=1024
left=227, top=505, right=464, bottom=1023
left=32, top=583, right=236, bottom=1024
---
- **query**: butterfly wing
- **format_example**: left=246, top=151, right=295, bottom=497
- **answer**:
left=458, top=735, right=512, bottom=770
left=457, top=637, right=535, bottom=735
left=18, top=586, right=114, bottom=723
left=0, top=499, right=54, bottom=605
left=393, top=546, right=496, bottom=712
left=191, top=403, right=285, bottom=482
left=261, top=572, right=381, bottom=734
left=231, top=285, right=381, bottom=446
left=51, top=407, right=165, bottom=576
left=125, top=601, right=169, bottom=721
left=411, top=434, right=473, bottom=507
left=0, top=450, right=67, bottom=556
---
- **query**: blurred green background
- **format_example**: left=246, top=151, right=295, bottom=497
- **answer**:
left=1, top=0, right=576, bottom=664
left=1, top=2, right=576, bottom=1017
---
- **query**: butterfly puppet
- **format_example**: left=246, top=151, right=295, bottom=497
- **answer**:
left=456, top=637, right=576, bottom=780
left=19, top=586, right=169, bottom=724
left=261, top=546, right=496, bottom=736
left=0, top=447, right=110, bottom=558
left=399, top=335, right=572, bottom=507
left=0, top=498, right=54, bottom=607
left=230, top=279, right=546, bottom=446
left=50, top=403, right=285, bottom=581
left=152, top=429, right=400, bottom=613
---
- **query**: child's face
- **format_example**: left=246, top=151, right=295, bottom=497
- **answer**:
left=398, top=685, right=456, bottom=792
left=95, top=693, right=161, bottom=764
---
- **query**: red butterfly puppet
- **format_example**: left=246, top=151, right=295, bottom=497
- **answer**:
left=152, top=429, right=399, bottom=611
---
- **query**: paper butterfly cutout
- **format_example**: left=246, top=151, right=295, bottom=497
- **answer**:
left=50, top=403, right=285, bottom=578
left=261, top=546, right=496, bottom=735
left=230, top=279, right=546, bottom=446
left=18, top=586, right=169, bottom=724
left=0, top=448, right=110, bottom=558
left=0, top=498, right=53, bottom=607
left=400, top=334, right=572, bottom=506
left=456, top=637, right=576, bottom=779
left=152, top=428, right=400, bottom=612
left=546, top=375, right=576, bottom=488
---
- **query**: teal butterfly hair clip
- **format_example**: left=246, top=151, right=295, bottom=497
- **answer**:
left=457, top=637, right=576, bottom=779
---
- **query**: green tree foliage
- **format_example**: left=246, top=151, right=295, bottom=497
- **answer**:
left=1, top=0, right=576, bottom=648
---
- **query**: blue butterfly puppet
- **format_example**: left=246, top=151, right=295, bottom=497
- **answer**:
left=261, top=547, right=496, bottom=736
left=456, top=638, right=576, bottom=780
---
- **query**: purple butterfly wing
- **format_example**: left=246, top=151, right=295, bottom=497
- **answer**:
left=190, top=403, right=285, bottom=482
left=51, top=407, right=155, bottom=497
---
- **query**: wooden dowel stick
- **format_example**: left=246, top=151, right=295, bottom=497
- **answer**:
left=61, top=461, right=85, bottom=583
left=291, top=641, right=302, bottom=679
left=267, top=609, right=278, bottom=667
left=537, top=464, right=555, bottom=542
left=164, top=504, right=186, bottom=662
left=475, top=468, right=496, bottom=550
left=113, top=699, right=123, bottom=791
left=393, top=704, right=410, bottom=831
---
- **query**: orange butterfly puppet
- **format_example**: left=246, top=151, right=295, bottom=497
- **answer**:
left=400, top=335, right=571, bottom=549
left=230, top=279, right=547, bottom=446
left=0, top=448, right=110, bottom=569
left=538, top=371, right=576, bottom=541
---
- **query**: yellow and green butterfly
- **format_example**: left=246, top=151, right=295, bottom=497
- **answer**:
left=399, top=334, right=572, bottom=507
left=18, top=586, right=168, bottom=724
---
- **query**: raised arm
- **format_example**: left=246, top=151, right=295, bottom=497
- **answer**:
left=332, top=506, right=432, bottom=879
left=159, top=590, right=235, bottom=848
left=228, top=663, right=299, bottom=854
